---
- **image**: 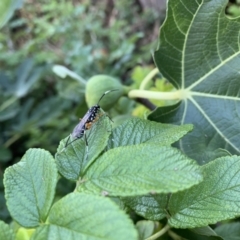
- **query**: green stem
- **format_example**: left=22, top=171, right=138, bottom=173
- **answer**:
left=128, top=89, right=184, bottom=101
left=52, top=65, right=87, bottom=85
left=140, top=68, right=159, bottom=90
left=145, top=224, right=170, bottom=240
left=168, top=230, right=184, bottom=240
left=0, top=96, right=18, bottom=111
left=4, top=133, right=22, bottom=148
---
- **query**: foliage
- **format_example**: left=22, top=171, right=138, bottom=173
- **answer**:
left=4, top=118, right=199, bottom=239
left=0, top=0, right=159, bottom=225
left=2, top=0, right=240, bottom=240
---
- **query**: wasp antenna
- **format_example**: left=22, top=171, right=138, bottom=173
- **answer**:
left=97, top=89, right=118, bottom=105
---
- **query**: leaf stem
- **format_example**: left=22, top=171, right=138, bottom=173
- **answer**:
left=145, top=224, right=170, bottom=240
left=128, top=89, right=183, bottom=100
left=140, top=68, right=159, bottom=90
left=52, top=65, right=87, bottom=85
left=0, top=96, right=18, bottom=111
left=168, top=229, right=184, bottom=240
left=4, top=133, right=22, bottom=148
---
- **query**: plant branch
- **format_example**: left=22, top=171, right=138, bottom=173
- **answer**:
left=129, top=89, right=183, bottom=101
left=145, top=224, right=170, bottom=240
left=135, top=98, right=156, bottom=110
left=0, top=96, right=18, bottom=111
left=4, top=133, right=22, bottom=148
left=140, top=67, right=159, bottom=90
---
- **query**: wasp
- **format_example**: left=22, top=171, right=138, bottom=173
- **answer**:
left=65, top=89, right=117, bottom=148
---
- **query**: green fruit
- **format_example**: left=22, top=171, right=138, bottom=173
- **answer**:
left=86, top=75, right=124, bottom=110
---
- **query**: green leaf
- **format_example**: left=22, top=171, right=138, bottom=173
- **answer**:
left=78, top=144, right=202, bottom=196
left=174, top=229, right=223, bottom=240
left=27, top=97, right=68, bottom=127
left=55, top=113, right=112, bottom=181
left=14, top=59, right=43, bottom=98
left=52, top=65, right=86, bottom=85
left=0, top=220, right=15, bottom=240
left=168, top=155, right=240, bottom=228
left=0, top=95, right=19, bottom=122
left=215, top=222, right=240, bottom=240
left=199, top=148, right=232, bottom=165
left=16, top=227, right=35, bottom=240
left=191, top=226, right=219, bottom=237
left=12, top=97, right=68, bottom=135
left=149, top=0, right=240, bottom=163
left=135, top=220, right=158, bottom=240
left=124, top=194, right=168, bottom=221
left=31, top=193, right=138, bottom=240
left=0, top=0, right=23, bottom=29
left=56, top=78, right=85, bottom=102
left=108, top=117, right=193, bottom=149
left=4, top=149, right=58, bottom=227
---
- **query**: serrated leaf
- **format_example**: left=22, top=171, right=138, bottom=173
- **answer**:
left=108, top=117, right=193, bottom=149
left=215, top=222, right=240, bottom=240
left=149, top=0, right=240, bottom=163
left=168, top=155, right=240, bottom=228
left=78, top=144, right=202, bottom=196
left=124, top=194, right=168, bottom=221
left=109, top=196, right=127, bottom=211
left=55, top=114, right=112, bottom=181
left=0, top=220, right=15, bottom=240
left=31, top=193, right=138, bottom=240
left=4, top=149, right=58, bottom=227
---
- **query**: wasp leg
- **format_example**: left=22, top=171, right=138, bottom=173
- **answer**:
left=84, top=132, right=89, bottom=160
left=105, top=114, right=114, bottom=123
left=59, top=135, right=77, bottom=153
left=65, top=136, right=81, bottom=147
left=65, top=135, right=71, bottom=147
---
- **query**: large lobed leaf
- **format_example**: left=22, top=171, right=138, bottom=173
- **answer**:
left=4, top=149, right=58, bottom=228
left=149, top=0, right=240, bottom=163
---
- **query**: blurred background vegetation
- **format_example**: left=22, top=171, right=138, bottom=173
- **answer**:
left=0, top=0, right=240, bottom=223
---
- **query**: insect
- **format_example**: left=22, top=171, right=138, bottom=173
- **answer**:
left=64, top=89, right=117, bottom=149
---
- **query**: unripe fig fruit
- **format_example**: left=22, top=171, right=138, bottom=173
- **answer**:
left=86, top=75, right=123, bottom=110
